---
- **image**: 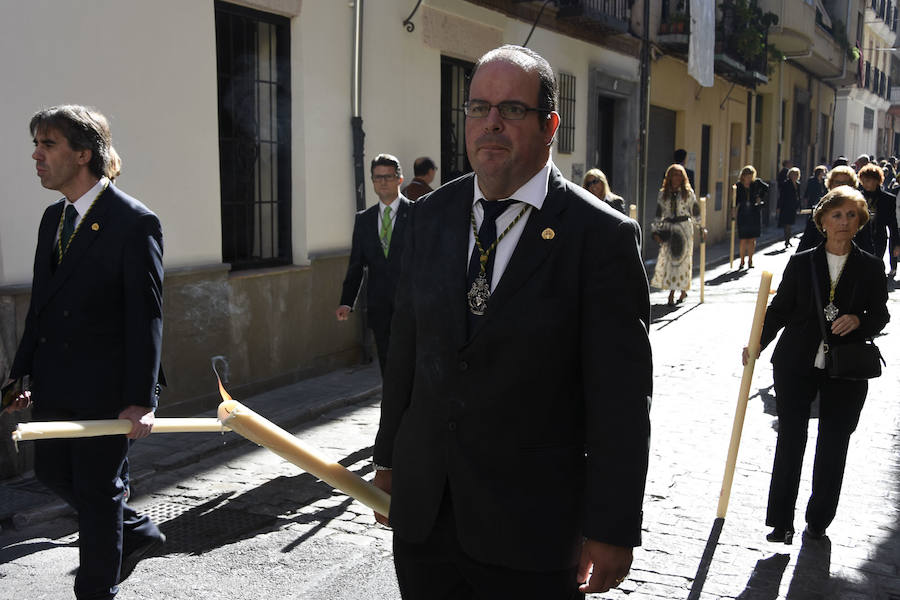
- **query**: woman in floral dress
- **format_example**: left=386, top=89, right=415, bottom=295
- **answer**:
left=651, top=164, right=700, bottom=305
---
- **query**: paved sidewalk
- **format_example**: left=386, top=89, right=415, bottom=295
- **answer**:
left=0, top=364, right=383, bottom=529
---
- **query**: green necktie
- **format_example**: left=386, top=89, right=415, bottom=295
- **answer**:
left=59, top=204, right=78, bottom=260
left=380, top=206, right=393, bottom=257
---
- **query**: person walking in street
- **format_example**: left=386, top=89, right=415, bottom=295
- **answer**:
left=797, top=166, right=875, bottom=253
left=4, top=105, right=167, bottom=600
left=803, top=165, right=827, bottom=210
left=778, top=167, right=801, bottom=247
left=401, top=156, right=437, bottom=201
left=743, top=185, right=889, bottom=545
left=583, top=168, right=626, bottom=214
left=735, top=165, right=768, bottom=269
left=858, top=163, right=900, bottom=276
left=371, top=44, right=652, bottom=599
left=336, top=153, right=410, bottom=376
left=651, top=164, right=700, bottom=305
left=674, top=148, right=695, bottom=189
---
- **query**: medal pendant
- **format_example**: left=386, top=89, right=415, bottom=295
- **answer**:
left=824, top=302, right=839, bottom=322
left=467, top=272, right=490, bottom=315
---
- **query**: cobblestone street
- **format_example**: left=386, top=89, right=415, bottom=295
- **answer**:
left=1, top=236, right=898, bottom=599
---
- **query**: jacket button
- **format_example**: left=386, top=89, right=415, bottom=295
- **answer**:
left=62, top=310, right=70, bottom=317
left=448, top=421, right=457, bottom=432
left=39, top=337, right=47, bottom=344
left=459, top=361, right=468, bottom=371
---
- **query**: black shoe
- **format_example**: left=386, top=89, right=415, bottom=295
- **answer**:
left=120, top=533, right=165, bottom=583
left=804, top=525, right=827, bottom=540
left=766, top=527, right=794, bottom=544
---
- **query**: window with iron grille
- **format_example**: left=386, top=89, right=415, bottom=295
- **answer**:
left=440, top=56, right=474, bottom=183
left=557, top=72, right=576, bottom=154
left=215, top=1, right=292, bottom=269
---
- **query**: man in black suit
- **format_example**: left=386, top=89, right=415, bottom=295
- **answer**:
left=5, top=105, right=166, bottom=599
left=372, top=46, right=652, bottom=598
left=674, top=148, right=695, bottom=190
left=336, top=153, right=410, bottom=375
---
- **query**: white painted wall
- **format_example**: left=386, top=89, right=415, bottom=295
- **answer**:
left=0, top=0, right=222, bottom=283
left=0, top=0, right=640, bottom=278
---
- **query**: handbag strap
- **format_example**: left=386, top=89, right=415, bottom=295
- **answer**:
left=809, top=254, right=831, bottom=353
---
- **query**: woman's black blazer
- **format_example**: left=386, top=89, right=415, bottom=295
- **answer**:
left=760, top=243, right=890, bottom=372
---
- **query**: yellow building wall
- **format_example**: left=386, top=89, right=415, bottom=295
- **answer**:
left=754, top=60, right=836, bottom=184
left=650, top=56, right=752, bottom=243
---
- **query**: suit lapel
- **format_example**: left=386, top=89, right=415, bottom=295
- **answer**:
left=388, top=198, right=409, bottom=259
left=446, top=180, right=475, bottom=349
left=35, top=187, right=113, bottom=313
left=466, top=168, right=567, bottom=342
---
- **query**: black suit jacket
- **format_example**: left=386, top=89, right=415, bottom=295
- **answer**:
left=760, top=243, right=889, bottom=372
left=10, top=184, right=164, bottom=418
left=339, top=198, right=410, bottom=327
left=373, top=168, right=652, bottom=571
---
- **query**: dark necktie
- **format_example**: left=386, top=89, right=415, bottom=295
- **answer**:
left=467, top=199, right=513, bottom=332
left=58, top=204, right=78, bottom=259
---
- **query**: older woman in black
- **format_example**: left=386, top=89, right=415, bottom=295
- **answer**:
left=777, top=167, right=801, bottom=247
left=744, top=185, right=890, bottom=544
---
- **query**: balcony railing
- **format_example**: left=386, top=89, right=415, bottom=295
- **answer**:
left=556, top=0, right=630, bottom=32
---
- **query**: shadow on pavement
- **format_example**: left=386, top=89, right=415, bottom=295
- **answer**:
left=783, top=533, right=831, bottom=598
left=686, top=518, right=723, bottom=600
left=734, top=552, right=789, bottom=599
left=704, top=269, right=750, bottom=287
left=652, top=303, right=701, bottom=329
left=0, top=537, right=76, bottom=562
left=764, top=247, right=789, bottom=256
left=152, top=446, right=375, bottom=556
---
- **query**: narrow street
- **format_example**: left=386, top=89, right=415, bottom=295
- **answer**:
left=2, top=237, right=898, bottom=599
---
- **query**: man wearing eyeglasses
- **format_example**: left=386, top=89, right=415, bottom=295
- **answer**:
left=372, top=45, right=651, bottom=599
left=336, top=153, right=410, bottom=376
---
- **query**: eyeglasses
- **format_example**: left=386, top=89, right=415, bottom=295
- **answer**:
left=372, top=174, right=398, bottom=182
left=464, top=100, right=544, bottom=120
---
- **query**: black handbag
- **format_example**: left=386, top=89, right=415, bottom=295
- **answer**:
left=810, top=255, right=885, bottom=380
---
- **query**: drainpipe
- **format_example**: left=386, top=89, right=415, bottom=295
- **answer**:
left=638, top=0, right=651, bottom=259
left=352, top=0, right=366, bottom=212
left=350, top=0, right=370, bottom=363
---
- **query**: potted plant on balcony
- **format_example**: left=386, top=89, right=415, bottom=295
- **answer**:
left=720, top=0, right=781, bottom=74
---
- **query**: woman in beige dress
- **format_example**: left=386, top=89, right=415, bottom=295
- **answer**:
left=651, top=164, right=700, bottom=305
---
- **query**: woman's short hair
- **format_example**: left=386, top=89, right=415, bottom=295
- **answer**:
left=787, top=167, right=801, bottom=179
left=739, top=165, right=756, bottom=180
left=857, top=162, right=885, bottom=185
left=813, top=185, right=870, bottom=233
left=813, top=165, right=827, bottom=177
left=824, top=165, right=859, bottom=190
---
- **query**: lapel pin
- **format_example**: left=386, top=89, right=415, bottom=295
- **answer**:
left=91, top=223, right=100, bottom=231
left=541, top=227, right=555, bottom=240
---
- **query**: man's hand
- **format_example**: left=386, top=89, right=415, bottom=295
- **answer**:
left=2, top=379, right=31, bottom=413
left=335, top=305, right=351, bottom=321
left=372, top=469, right=392, bottom=526
left=577, top=540, right=632, bottom=594
left=118, top=405, right=154, bottom=439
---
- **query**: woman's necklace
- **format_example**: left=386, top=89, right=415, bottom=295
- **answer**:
left=467, top=203, right=530, bottom=315
left=56, top=181, right=108, bottom=263
left=824, top=253, right=849, bottom=322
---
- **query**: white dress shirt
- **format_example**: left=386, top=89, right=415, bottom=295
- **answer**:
left=814, top=250, right=849, bottom=368
left=468, top=160, right=551, bottom=292
left=55, top=176, right=109, bottom=244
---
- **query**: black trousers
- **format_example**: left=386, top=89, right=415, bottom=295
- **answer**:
left=873, top=228, right=898, bottom=272
left=392, top=491, right=583, bottom=600
left=766, top=367, right=866, bottom=532
left=33, top=410, right=162, bottom=600
left=368, top=310, right=392, bottom=376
